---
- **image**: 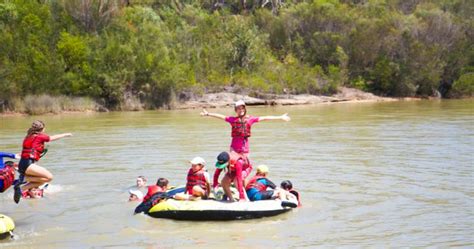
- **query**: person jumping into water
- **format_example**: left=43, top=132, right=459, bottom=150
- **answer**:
left=14, top=120, right=72, bottom=203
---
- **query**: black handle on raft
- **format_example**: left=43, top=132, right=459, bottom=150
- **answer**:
left=281, top=201, right=297, bottom=208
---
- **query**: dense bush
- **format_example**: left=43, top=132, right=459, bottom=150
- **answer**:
left=0, top=0, right=472, bottom=112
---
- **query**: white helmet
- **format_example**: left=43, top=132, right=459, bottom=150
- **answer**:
left=190, top=156, right=206, bottom=166
left=234, top=100, right=246, bottom=108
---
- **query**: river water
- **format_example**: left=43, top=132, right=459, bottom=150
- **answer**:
left=0, top=100, right=473, bottom=248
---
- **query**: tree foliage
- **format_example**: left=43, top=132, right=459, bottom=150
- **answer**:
left=0, top=0, right=472, bottom=111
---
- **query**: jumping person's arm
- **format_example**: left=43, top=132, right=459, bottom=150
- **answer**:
left=259, top=113, right=291, bottom=122
left=200, top=109, right=226, bottom=120
left=50, top=133, right=73, bottom=141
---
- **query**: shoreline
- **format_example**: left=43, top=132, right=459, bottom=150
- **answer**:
left=173, top=87, right=404, bottom=109
left=1, top=88, right=424, bottom=116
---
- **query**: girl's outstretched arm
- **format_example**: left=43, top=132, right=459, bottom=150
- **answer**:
left=259, top=113, right=291, bottom=122
left=50, top=133, right=73, bottom=141
left=200, top=109, right=226, bottom=120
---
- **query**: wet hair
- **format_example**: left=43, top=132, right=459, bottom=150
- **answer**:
left=156, top=178, right=169, bottom=187
left=137, top=176, right=146, bottom=182
left=156, top=177, right=169, bottom=187
left=280, top=180, right=293, bottom=190
left=156, top=178, right=168, bottom=187
left=27, top=120, right=45, bottom=136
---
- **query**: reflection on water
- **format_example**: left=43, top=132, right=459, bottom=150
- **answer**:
left=1, top=99, right=473, bottom=247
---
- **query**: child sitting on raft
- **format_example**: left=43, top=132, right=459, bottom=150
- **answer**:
left=246, top=165, right=295, bottom=202
left=174, top=157, right=210, bottom=200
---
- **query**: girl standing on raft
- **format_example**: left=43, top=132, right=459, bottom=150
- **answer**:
left=200, top=100, right=291, bottom=158
left=200, top=100, right=290, bottom=201
left=14, top=120, right=72, bottom=203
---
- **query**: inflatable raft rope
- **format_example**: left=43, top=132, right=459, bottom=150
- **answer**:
left=147, top=199, right=297, bottom=220
left=0, top=214, right=15, bottom=240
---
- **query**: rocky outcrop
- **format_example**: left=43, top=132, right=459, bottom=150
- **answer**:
left=174, top=87, right=396, bottom=109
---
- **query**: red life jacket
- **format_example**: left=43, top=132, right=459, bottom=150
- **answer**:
left=186, top=168, right=208, bottom=194
left=143, top=185, right=168, bottom=202
left=245, top=175, right=267, bottom=192
left=0, top=162, right=15, bottom=192
left=21, top=134, right=45, bottom=161
left=143, top=185, right=158, bottom=202
left=231, top=116, right=251, bottom=138
left=228, top=152, right=249, bottom=171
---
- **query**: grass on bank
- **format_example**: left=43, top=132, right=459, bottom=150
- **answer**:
left=8, top=95, right=97, bottom=115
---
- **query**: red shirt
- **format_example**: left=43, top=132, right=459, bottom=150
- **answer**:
left=142, top=185, right=166, bottom=202
left=21, top=133, right=50, bottom=161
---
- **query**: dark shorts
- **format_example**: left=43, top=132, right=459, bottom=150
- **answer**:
left=252, top=190, right=274, bottom=201
left=18, top=158, right=34, bottom=175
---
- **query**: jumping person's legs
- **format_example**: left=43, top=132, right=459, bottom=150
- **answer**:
left=22, top=164, right=53, bottom=191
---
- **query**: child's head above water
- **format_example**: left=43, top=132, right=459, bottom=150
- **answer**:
left=136, top=176, right=147, bottom=188
left=26, top=187, right=44, bottom=199
left=280, top=180, right=293, bottom=191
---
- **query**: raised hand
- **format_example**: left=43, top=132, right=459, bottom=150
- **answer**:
left=281, top=113, right=291, bottom=122
left=200, top=109, right=209, bottom=116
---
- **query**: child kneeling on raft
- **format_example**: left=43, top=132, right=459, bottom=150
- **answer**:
left=245, top=165, right=295, bottom=202
left=174, top=157, right=210, bottom=201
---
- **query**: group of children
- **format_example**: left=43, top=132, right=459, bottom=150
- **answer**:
left=178, top=154, right=300, bottom=204
left=129, top=100, right=301, bottom=205
left=1, top=100, right=300, bottom=207
left=129, top=162, right=300, bottom=206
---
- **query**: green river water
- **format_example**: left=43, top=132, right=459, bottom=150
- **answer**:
left=1, top=99, right=473, bottom=248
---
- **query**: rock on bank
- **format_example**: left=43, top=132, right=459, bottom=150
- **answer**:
left=174, top=87, right=396, bottom=109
